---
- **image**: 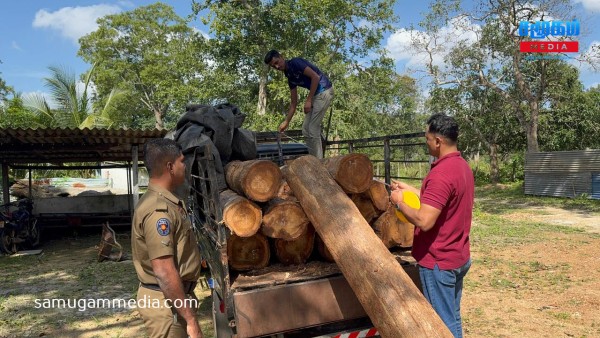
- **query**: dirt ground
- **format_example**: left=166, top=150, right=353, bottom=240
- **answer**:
left=463, top=206, right=600, bottom=338
left=1, top=204, right=600, bottom=338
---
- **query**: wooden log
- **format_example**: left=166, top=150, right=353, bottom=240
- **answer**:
left=315, top=234, right=335, bottom=262
left=372, top=206, right=415, bottom=248
left=261, top=199, right=309, bottom=240
left=322, top=153, right=373, bottom=194
left=274, top=225, right=316, bottom=265
left=219, top=189, right=262, bottom=237
left=276, top=179, right=295, bottom=200
left=350, top=193, right=378, bottom=223
left=367, top=179, right=390, bottom=212
left=227, top=233, right=270, bottom=271
left=282, top=155, right=453, bottom=338
left=225, top=160, right=282, bottom=202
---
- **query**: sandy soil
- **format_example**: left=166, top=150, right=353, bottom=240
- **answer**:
left=1, top=205, right=599, bottom=338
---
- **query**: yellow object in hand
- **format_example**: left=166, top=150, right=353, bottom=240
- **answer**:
left=394, top=190, right=421, bottom=223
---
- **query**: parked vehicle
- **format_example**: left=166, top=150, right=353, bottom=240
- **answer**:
left=0, top=199, right=41, bottom=254
left=188, top=132, right=426, bottom=338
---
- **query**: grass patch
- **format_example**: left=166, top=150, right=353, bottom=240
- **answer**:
left=475, top=182, right=600, bottom=214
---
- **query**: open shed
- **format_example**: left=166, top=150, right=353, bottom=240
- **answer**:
left=0, top=127, right=168, bottom=223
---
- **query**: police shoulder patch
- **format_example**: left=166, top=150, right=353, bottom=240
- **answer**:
left=156, top=218, right=171, bottom=236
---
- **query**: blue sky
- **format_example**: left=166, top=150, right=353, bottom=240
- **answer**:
left=0, top=0, right=598, bottom=100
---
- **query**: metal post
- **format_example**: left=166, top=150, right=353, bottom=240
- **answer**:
left=384, top=138, right=391, bottom=185
left=132, top=145, right=139, bottom=209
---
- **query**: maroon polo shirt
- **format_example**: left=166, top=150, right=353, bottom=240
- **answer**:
left=412, top=151, right=474, bottom=270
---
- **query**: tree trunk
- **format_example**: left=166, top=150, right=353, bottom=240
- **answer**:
left=219, top=189, right=262, bottom=237
left=526, top=105, right=540, bottom=152
left=154, top=108, right=163, bottom=130
left=322, top=153, right=373, bottom=193
left=227, top=233, right=270, bottom=271
left=274, top=225, right=315, bottom=265
left=372, top=206, right=414, bottom=249
left=366, top=179, right=390, bottom=212
left=225, top=160, right=282, bottom=202
left=282, top=155, right=452, bottom=338
left=261, top=198, right=309, bottom=240
left=489, top=143, right=499, bottom=184
left=256, top=65, right=268, bottom=116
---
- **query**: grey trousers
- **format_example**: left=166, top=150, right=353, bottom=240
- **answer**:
left=302, top=87, right=334, bottom=159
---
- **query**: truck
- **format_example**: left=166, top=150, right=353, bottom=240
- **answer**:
left=189, top=130, right=427, bottom=338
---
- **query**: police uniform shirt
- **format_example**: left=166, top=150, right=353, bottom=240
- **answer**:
left=132, top=184, right=201, bottom=284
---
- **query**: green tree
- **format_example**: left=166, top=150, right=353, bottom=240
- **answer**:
left=78, top=3, right=210, bottom=129
left=193, top=0, right=401, bottom=137
left=0, top=93, right=44, bottom=129
left=24, top=66, right=123, bottom=128
left=411, top=0, right=598, bottom=153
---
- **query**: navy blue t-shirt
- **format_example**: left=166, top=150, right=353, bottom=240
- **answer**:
left=284, top=58, right=332, bottom=93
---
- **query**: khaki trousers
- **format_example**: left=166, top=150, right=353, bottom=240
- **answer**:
left=303, top=87, right=334, bottom=159
left=136, top=286, right=198, bottom=338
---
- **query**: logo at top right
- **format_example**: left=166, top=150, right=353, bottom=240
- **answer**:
left=518, top=20, right=580, bottom=53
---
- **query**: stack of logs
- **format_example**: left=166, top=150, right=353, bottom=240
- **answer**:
left=220, top=153, right=415, bottom=271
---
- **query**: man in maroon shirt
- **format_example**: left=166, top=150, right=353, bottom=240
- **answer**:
left=390, top=113, right=474, bottom=338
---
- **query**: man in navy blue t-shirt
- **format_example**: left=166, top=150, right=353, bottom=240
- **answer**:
left=264, top=50, right=334, bottom=159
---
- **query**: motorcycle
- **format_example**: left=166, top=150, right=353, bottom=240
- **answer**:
left=0, top=199, right=41, bottom=254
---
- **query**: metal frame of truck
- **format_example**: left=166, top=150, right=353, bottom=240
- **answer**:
left=189, top=132, right=427, bottom=338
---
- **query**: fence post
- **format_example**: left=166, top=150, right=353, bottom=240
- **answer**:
left=384, top=138, right=391, bottom=185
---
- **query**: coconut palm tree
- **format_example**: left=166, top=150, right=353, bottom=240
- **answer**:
left=24, top=65, right=124, bottom=129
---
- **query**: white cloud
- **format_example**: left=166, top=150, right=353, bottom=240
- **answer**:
left=11, top=41, right=22, bottom=51
left=385, top=16, right=480, bottom=70
left=32, top=5, right=121, bottom=44
left=574, top=0, right=600, bottom=12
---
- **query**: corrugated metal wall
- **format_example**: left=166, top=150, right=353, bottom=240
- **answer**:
left=524, top=150, right=600, bottom=199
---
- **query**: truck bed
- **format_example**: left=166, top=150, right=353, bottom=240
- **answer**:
left=227, top=251, right=420, bottom=337
left=231, top=250, right=417, bottom=291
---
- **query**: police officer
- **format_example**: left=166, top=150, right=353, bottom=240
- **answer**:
left=132, top=138, right=204, bottom=338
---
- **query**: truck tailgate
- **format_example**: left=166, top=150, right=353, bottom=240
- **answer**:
left=232, top=263, right=420, bottom=337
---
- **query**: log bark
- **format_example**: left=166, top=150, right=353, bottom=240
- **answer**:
left=373, top=206, right=415, bottom=248
left=350, top=193, right=378, bottom=223
left=322, top=154, right=373, bottom=194
left=227, top=233, right=270, bottom=271
left=225, top=160, right=282, bottom=202
left=261, top=198, right=309, bottom=240
left=282, top=155, right=452, bottom=338
left=367, top=179, right=390, bottom=212
left=219, top=189, right=262, bottom=237
left=274, top=225, right=315, bottom=265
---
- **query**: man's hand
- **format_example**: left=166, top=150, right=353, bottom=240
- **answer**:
left=391, top=180, right=420, bottom=196
left=278, top=120, right=289, bottom=133
left=187, top=320, right=203, bottom=338
left=303, top=100, right=312, bottom=114
left=390, top=189, right=404, bottom=206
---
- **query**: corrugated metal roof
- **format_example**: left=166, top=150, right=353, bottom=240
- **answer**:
left=0, top=127, right=168, bottom=164
left=525, top=150, right=600, bottom=173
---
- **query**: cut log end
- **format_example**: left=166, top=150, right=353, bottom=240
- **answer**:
left=372, top=206, right=415, bottom=248
left=220, top=189, right=262, bottom=237
left=262, top=199, right=309, bottom=240
left=227, top=233, right=270, bottom=271
left=324, top=153, right=374, bottom=194
left=226, top=160, right=282, bottom=202
left=274, top=225, right=316, bottom=265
